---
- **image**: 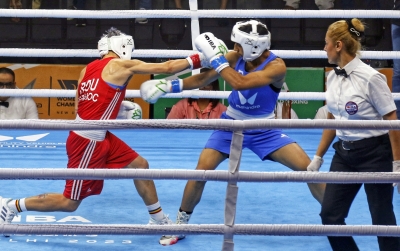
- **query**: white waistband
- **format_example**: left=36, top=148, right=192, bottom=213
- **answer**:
left=226, top=106, right=275, bottom=120
left=73, top=114, right=107, bottom=141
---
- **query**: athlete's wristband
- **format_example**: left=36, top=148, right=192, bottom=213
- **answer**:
left=187, top=54, right=202, bottom=69
left=210, top=56, right=229, bottom=73
left=170, top=79, right=182, bottom=93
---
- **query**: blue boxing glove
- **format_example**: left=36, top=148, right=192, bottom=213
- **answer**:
left=194, top=32, right=229, bottom=73
left=140, top=79, right=183, bottom=104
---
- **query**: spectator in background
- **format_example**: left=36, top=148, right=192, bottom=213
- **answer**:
left=275, top=101, right=298, bottom=119
left=0, top=67, right=38, bottom=119
left=174, top=0, right=229, bottom=26
left=339, top=0, right=354, bottom=9
left=393, top=0, right=400, bottom=119
left=274, top=84, right=298, bottom=119
left=9, top=0, right=22, bottom=22
left=9, top=0, right=45, bottom=23
left=173, top=0, right=183, bottom=9
left=283, top=0, right=334, bottom=10
left=135, top=0, right=152, bottom=24
left=68, top=0, right=87, bottom=27
left=32, top=0, right=41, bottom=9
left=314, top=104, right=328, bottom=119
left=174, top=0, right=228, bottom=9
left=167, top=69, right=227, bottom=119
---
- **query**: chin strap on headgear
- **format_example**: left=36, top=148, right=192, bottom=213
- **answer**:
left=98, top=35, right=135, bottom=60
left=231, top=20, right=271, bottom=62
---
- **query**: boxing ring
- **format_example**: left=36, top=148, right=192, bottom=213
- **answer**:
left=1, top=4, right=400, bottom=251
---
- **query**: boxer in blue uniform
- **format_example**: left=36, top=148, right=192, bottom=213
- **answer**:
left=141, top=20, right=326, bottom=245
left=206, top=50, right=292, bottom=159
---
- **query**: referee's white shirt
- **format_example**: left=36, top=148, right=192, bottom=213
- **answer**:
left=0, top=96, right=38, bottom=119
left=325, top=57, right=396, bottom=141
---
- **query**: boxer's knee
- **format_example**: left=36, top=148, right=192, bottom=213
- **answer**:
left=127, top=155, right=149, bottom=169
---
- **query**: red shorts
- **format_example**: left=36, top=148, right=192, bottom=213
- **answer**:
left=64, top=131, right=139, bottom=200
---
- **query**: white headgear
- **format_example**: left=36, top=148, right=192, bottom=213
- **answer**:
left=98, top=35, right=135, bottom=60
left=231, top=20, right=271, bottom=62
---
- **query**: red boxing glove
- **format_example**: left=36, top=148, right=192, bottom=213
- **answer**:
left=186, top=54, right=202, bottom=69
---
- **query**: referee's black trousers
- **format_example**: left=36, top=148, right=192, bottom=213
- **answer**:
left=320, top=134, right=400, bottom=251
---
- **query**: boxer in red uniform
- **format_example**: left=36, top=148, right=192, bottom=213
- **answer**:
left=0, top=27, right=206, bottom=245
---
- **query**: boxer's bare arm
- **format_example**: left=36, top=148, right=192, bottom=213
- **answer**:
left=101, top=58, right=191, bottom=86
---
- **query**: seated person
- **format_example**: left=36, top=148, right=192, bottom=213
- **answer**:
left=174, top=0, right=228, bottom=9
left=135, top=0, right=152, bottom=24
left=174, top=0, right=229, bottom=26
left=167, top=70, right=227, bottom=119
left=274, top=100, right=298, bottom=119
left=117, top=100, right=142, bottom=119
left=9, top=0, right=22, bottom=22
left=314, top=104, right=328, bottom=119
left=274, top=83, right=298, bottom=119
left=283, top=0, right=334, bottom=10
left=0, top=67, right=38, bottom=119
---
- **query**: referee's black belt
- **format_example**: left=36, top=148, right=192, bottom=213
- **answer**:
left=339, top=134, right=387, bottom=151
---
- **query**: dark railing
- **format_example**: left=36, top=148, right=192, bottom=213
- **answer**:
left=0, top=0, right=392, bottom=67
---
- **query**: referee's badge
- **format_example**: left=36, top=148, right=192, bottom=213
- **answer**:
left=345, top=101, right=358, bottom=115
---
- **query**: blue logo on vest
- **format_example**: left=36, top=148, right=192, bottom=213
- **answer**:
left=236, top=92, right=260, bottom=110
left=238, top=92, right=257, bottom=105
left=345, top=101, right=358, bottom=115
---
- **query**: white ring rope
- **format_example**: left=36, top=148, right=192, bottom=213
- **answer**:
left=0, top=169, right=399, bottom=184
left=1, top=49, right=399, bottom=60
left=1, top=90, right=400, bottom=101
left=0, top=118, right=400, bottom=131
left=1, top=9, right=400, bottom=19
left=1, top=224, right=400, bottom=237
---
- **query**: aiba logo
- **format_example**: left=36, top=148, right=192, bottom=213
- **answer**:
left=204, top=34, right=216, bottom=50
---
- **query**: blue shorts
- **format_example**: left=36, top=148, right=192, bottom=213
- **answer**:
left=204, top=114, right=296, bottom=161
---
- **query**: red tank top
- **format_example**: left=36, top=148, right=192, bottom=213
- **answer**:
left=77, top=57, right=126, bottom=120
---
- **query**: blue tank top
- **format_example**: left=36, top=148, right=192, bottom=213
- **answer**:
left=227, top=52, right=280, bottom=118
